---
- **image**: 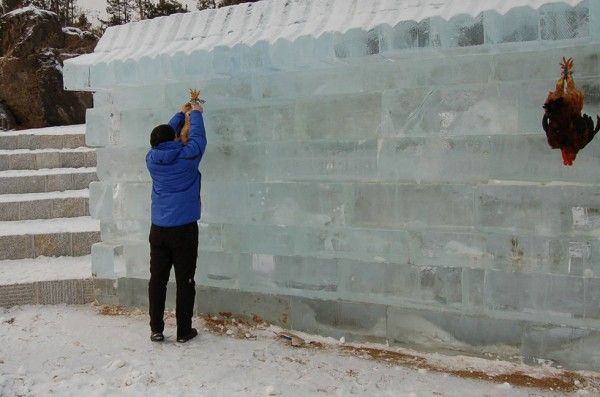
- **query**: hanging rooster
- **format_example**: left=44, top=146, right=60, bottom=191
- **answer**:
left=542, top=57, right=600, bottom=166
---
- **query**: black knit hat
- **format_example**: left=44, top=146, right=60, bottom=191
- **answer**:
left=150, top=124, right=175, bottom=148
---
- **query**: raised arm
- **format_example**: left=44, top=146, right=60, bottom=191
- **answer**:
left=168, top=112, right=185, bottom=136
left=179, top=109, right=207, bottom=160
left=168, top=103, right=192, bottom=136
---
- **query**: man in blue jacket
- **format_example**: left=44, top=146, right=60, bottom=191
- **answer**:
left=145, top=101, right=207, bottom=343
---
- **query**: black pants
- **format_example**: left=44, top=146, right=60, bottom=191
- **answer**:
left=148, top=222, right=198, bottom=337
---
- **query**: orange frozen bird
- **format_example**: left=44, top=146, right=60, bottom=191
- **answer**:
left=542, top=57, right=599, bottom=166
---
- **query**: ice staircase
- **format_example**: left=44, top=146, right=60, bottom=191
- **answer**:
left=0, top=125, right=100, bottom=307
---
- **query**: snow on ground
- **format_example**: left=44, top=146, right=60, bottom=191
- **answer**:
left=0, top=167, right=96, bottom=177
left=0, top=256, right=91, bottom=285
left=0, top=189, right=89, bottom=203
left=0, top=216, right=99, bottom=236
left=1, top=125, right=85, bottom=136
left=1, top=304, right=598, bottom=397
left=0, top=147, right=94, bottom=155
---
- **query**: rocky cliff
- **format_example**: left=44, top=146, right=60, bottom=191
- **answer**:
left=0, top=6, right=98, bottom=130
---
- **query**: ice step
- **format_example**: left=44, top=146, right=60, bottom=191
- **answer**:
left=0, top=148, right=96, bottom=171
left=0, top=255, right=93, bottom=307
left=0, top=167, right=98, bottom=194
left=0, top=217, right=100, bottom=260
left=0, top=189, right=90, bottom=221
left=0, top=126, right=86, bottom=150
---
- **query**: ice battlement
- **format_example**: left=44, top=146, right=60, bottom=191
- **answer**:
left=64, top=0, right=594, bottom=91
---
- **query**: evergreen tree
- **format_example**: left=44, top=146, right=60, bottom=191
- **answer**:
left=219, top=0, right=260, bottom=7
left=143, top=0, right=187, bottom=19
left=102, top=0, right=135, bottom=27
left=196, top=0, right=260, bottom=11
left=196, top=0, right=215, bottom=10
left=73, top=11, right=90, bottom=30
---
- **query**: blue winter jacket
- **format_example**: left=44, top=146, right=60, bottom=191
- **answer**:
left=146, top=110, right=207, bottom=227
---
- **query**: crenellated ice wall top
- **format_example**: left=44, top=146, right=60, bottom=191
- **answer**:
left=64, top=0, right=594, bottom=91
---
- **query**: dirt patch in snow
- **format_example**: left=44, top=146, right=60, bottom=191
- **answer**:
left=93, top=304, right=600, bottom=393
left=200, top=311, right=264, bottom=339
left=97, top=304, right=130, bottom=316
left=340, top=346, right=427, bottom=367
left=452, top=370, right=579, bottom=392
left=339, top=345, right=599, bottom=393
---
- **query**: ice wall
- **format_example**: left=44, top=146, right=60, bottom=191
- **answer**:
left=65, top=0, right=600, bottom=369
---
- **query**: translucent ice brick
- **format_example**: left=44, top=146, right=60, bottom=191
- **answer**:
left=484, top=7, right=540, bottom=44
left=91, top=242, right=124, bottom=279
left=540, top=1, right=590, bottom=41
left=89, top=181, right=114, bottom=221
left=96, top=147, right=149, bottom=182
left=390, top=20, right=431, bottom=49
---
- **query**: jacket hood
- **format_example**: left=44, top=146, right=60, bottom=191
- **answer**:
left=147, top=141, right=183, bottom=165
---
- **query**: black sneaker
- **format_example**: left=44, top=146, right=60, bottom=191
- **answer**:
left=150, top=332, right=164, bottom=342
left=176, top=328, right=198, bottom=343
